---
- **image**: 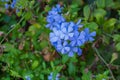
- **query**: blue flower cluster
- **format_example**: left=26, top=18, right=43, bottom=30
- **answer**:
left=3, top=0, right=17, bottom=9
left=48, top=73, right=60, bottom=80
left=25, top=76, right=31, bottom=80
left=46, top=4, right=96, bottom=57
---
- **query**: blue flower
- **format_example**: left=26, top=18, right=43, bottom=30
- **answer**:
left=54, top=14, right=65, bottom=24
left=48, top=4, right=62, bottom=15
left=46, top=4, right=65, bottom=30
left=70, top=31, right=85, bottom=46
left=46, top=15, right=54, bottom=23
left=68, top=47, right=82, bottom=57
left=5, top=4, right=9, bottom=9
left=76, top=19, right=83, bottom=28
left=13, top=0, right=16, bottom=3
left=10, top=2, right=16, bottom=9
left=49, top=28, right=61, bottom=44
left=4, top=0, right=17, bottom=9
left=25, top=76, right=31, bottom=80
left=46, top=4, right=96, bottom=57
left=48, top=73, right=60, bottom=80
left=16, top=9, right=20, bottom=13
left=48, top=10, right=58, bottom=15
left=55, top=4, right=62, bottom=13
left=56, top=41, right=70, bottom=54
left=84, top=28, right=96, bottom=42
left=60, top=22, right=74, bottom=40
left=46, top=14, right=65, bottom=30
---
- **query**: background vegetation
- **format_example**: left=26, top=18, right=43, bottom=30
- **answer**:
left=0, top=0, right=120, bottom=80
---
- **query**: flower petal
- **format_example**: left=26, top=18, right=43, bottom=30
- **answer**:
left=68, top=25, right=73, bottom=32
left=68, top=33, right=74, bottom=37
left=70, top=41, right=76, bottom=46
left=76, top=19, right=81, bottom=25
left=84, top=28, right=89, bottom=34
left=73, top=47, right=78, bottom=52
left=90, top=32, right=96, bottom=36
left=68, top=51, right=74, bottom=57
left=77, top=48, right=82, bottom=56
left=64, top=47, right=70, bottom=52
left=89, top=37, right=94, bottom=42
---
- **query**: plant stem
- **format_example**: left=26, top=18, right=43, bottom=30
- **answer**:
left=0, top=13, right=25, bottom=44
left=92, top=43, right=116, bottom=80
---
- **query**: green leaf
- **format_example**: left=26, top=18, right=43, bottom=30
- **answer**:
left=24, top=12, right=32, bottom=20
left=70, top=56, right=78, bottom=63
left=68, top=62, right=75, bottom=75
left=16, top=10, right=22, bottom=17
left=83, top=5, right=90, bottom=20
left=45, top=5, right=51, bottom=12
left=110, top=53, right=118, bottom=63
left=56, top=66, right=63, bottom=72
left=82, top=71, right=92, bottom=80
left=39, top=40, right=48, bottom=49
left=105, top=0, right=114, bottom=8
left=3, top=43, right=14, bottom=52
left=115, top=43, right=120, bottom=51
left=96, top=0, right=105, bottom=8
left=32, top=60, right=39, bottom=69
left=10, top=70, right=21, bottom=77
left=42, top=62, right=46, bottom=69
left=96, top=70, right=109, bottom=80
left=84, top=22, right=98, bottom=31
left=62, top=55, right=69, bottom=64
left=94, top=9, right=106, bottom=24
left=27, top=23, right=41, bottom=36
left=94, top=9, right=106, bottom=18
left=104, top=18, right=116, bottom=27
left=103, top=18, right=116, bottom=33
left=113, top=34, right=120, bottom=42
left=50, top=61, right=54, bottom=69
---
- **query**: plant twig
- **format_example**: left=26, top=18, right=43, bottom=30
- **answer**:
left=92, top=42, right=116, bottom=80
left=0, top=13, right=25, bottom=44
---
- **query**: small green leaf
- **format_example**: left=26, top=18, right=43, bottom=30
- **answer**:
left=56, top=66, right=63, bottom=72
left=110, top=53, right=118, bottom=63
left=3, top=43, right=14, bottom=52
left=94, top=9, right=106, bottom=18
left=28, top=23, right=41, bottom=36
left=45, top=5, right=51, bottom=12
left=96, top=70, right=109, bottom=80
left=113, top=34, right=120, bottom=42
left=32, top=60, right=39, bottom=69
left=82, top=71, right=92, bottom=80
left=16, top=10, right=22, bottom=17
left=84, top=22, right=98, bottom=31
left=96, top=0, right=105, bottom=8
left=115, top=43, right=120, bottom=51
left=104, top=18, right=116, bottom=27
left=39, top=40, right=48, bottom=49
left=50, top=61, right=54, bottom=69
left=10, top=70, right=21, bottom=77
left=42, top=62, right=46, bottom=69
left=68, top=62, right=75, bottom=75
left=83, top=5, right=90, bottom=20
left=62, top=55, right=69, bottom=64
left=24, top=12, right=32, bottom=20
left=103, top=18, right=116, bottom=33
left=94, top=9, right=106, bottom=24
left=105, top=0, right=114, bottom=8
